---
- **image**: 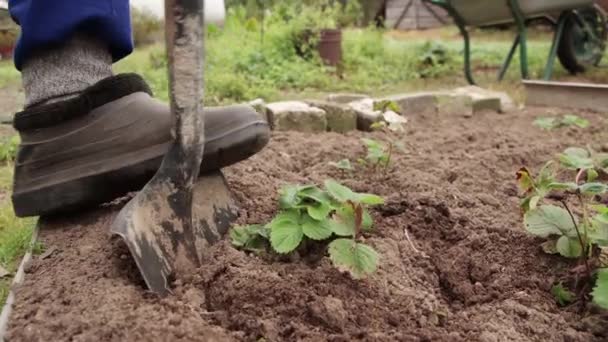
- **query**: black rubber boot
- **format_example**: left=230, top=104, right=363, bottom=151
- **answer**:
left=12, top=74, right=270, bottom=217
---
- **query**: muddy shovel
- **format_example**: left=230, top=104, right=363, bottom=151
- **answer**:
left=110, top=0, right=238, bottom=295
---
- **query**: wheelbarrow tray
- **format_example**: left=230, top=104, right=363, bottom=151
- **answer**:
left=450, top=0, right=593, bottom=26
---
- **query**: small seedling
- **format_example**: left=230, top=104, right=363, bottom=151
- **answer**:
left=517, top=146, right=608, bottom=309
left=231, top=180, right=384, bottom=278
left=552, top=283, right=575, bottom=306
left=329, top=159, right=353, bottom=172
left=359, top=138, right=405, bottom=171
left=533, top=114, right=589, bottom=131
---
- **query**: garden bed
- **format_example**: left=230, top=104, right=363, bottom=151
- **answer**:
left=4, top=105, right=608, bottom=341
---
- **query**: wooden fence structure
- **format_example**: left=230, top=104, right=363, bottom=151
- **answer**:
left=384, top=0, right=451, bottom=30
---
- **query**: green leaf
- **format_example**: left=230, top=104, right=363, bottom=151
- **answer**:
left=362, top=138, right=383, bottom=150
left=324, top=179, right=358, bottom=203
left=594, top=153, right=608, bottom=169
left=302, top=215, right=333, bottom=240
left=587, top=169, right=599, bottom=183
left=299, top=186, right=332, bottom=205
left=551, top=283, right=575, bottom=306
left=524, top=205, right=577, bottom=238
left=230, top=225, right=270, bottom=252
left=369, top=121, right=387, bottom=130
left=589, top=220, right=608, bottom=245
left=537, top=161, right=556, bottom=189
left=562, top=114, right=589, bottom=128
left=329, top=159, right=353, bottom=171
left=516, top=167, right=534, bottom=192
left=579, top=183, right=608, bottom=195
left=362, top=138, right=387, bottom=164
left=323, top=180, right=384, bottom=205
left=596, top=212, right=608, bottom=225
left=592, top=268, right=608, bottom=309
left=564, top=147, right=590, bottom=158
left=533, top=117, right=558, bottom=130
left=362, top=208, right=373, bottom=231
left=269, top=210, right=303, bottom=254
left=328, top=239, right=379, bottom=279
left=278, top=185, right=317, bottom=209
left=520, top=196, right=533, bottom=213
left=231, top=225, right=255, bottom=248
left=529, top=195, right=541, bottom=211
left=279, top=185, right=302, bottom=209
left=559, top=148, right=593, bottom=170
left=307, top=201, right=333, bottom=221
left=329, top=208, right=356, bottom=237
left=593, top=204, right=608, bottom=215
left=556, top=236, right=582, bottom=258
left=355, top=193, right=384, bottom=206
left=547, top=182, right=578, bottom=190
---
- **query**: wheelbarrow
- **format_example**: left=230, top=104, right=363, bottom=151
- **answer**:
left=423, top=0, right=608, bottom=84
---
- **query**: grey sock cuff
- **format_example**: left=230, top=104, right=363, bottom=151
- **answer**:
left=21, top=34, right=113, bottom=108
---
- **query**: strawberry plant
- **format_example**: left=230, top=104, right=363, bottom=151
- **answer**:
left=231, top=180, right=384, bottom=278
left=517, top=146, right=608, bottom=309
left=533, top=114, right=589, bottom=131
left=359, top=138, right=405, bottom=171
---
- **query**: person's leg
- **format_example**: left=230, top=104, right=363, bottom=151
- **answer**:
left=8, top=1, right=270, bottom=217
left=9, top=0, right=132, bottom=106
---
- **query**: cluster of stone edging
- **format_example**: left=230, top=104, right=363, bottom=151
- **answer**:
left=249, top=86, right=516, bottom=133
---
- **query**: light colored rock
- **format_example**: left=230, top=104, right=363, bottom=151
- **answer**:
left=266, top=101, right=327, bottom=132
left=376, top=93, right=438, bottom=116
left=248, top=98, right=270, bottom=125
left=454, top=86, right=515, bottom=113
left=382, top=110, right=407, bottom=125
left=308, top=296, right=348, bottom=332
left=305, top=100, right=357, bottom=133
left=326, top=93, right=370, bottom=104
left=436, top=93, right=474, bottom=117
left=249, top=98, right=266, bottom=114
left=348, top=99, right=383, bottom=131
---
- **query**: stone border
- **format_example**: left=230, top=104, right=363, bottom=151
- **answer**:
left=0, top=225, right=39, bottom=341
left=250, top=86, right=514, bottom=133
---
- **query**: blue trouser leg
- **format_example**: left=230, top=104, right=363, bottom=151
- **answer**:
left=8, top=0, right=133, bottom=70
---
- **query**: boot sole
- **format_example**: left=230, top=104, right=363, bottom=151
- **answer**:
left=12, top=121, right=270, bottom=217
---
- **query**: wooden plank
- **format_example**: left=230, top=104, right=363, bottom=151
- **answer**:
left=393, top=0, right=414, bottom=29
left=523, top=80, right=608, bottom=112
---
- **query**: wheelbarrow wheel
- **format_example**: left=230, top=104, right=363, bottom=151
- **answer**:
left=558, top=6, right=607, bottom=74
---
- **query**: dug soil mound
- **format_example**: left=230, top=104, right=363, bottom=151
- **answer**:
left=6, top=106, right=608, bottom=341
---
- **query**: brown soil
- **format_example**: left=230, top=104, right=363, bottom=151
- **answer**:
left=6, top=106, right=608, bottom=341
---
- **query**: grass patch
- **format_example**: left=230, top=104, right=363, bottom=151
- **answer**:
left=0, top=160, right=38, bottom=307
left=0, top=197, right=38, bottom=307
left=113, top=14, right=608, bottom=106
left=0, top=61, right=20, bottom=89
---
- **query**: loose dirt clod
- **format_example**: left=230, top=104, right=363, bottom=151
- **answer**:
left=6, top=106, right=608, bottom=341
